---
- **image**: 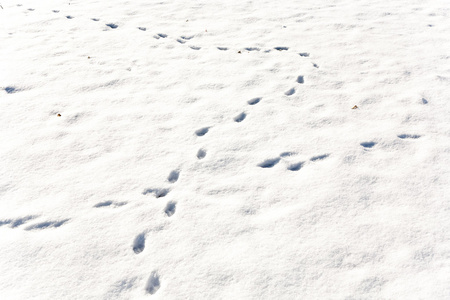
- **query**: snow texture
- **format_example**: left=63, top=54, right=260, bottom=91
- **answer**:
left=1, top=0, right=450, bottom=299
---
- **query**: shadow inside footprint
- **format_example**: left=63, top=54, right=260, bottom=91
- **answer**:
left=142, top=188, right=169, bottom=198
left=195, top=127, right=209, bottom=136
left=297, top=76, right=304, bottom=84
left=258, top=158, right=281, bottom=168
left=310, top=154, right=329, bottom=161
left=285, top=88, right=295, bottom=96
left=360, top=142, right=376, bottom=148
left=287, top=162, right=304, bottom=171
left=398, top=134, right=421, bottom=139
left=164, top=201, right=176, bottom=217
left=167, top=170, right=180, bottom=183
left=132, top=233, right=145, bottom=254
left=234, top=112, right=246, bottom=122
left=247, top=97, right=261, bottom=105
left=145, top=271, right=161, bottom=295
left=197, top=149, right=206, bottom=159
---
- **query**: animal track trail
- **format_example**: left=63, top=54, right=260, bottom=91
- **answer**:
left=143, top=188, right=170, bottom=198
left=167, top=170, right=180, bottom=183
left=164, top=201, right=177, bottom=217
left=145, top=271, right=161, bottom=295
left=234, top=112, right=246, bottom=123
left=132, top=233, right=146, bottom=254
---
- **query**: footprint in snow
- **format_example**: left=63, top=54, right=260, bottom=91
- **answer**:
left=310, top=154, right=329, bottom=161
left=285, top=88, right=295, bottom=96
left=138, top=27, right=146, bottom=31
left=93, top=201, right=127, bottom=208
left=0, top=215, right=38, bottom=228
left=106, top=23, right=118, bottom=29
left=299, top=52, right=310, bottom=57
left=142, top=188, right=170, bottom=198
left=145, top=271, right=161, bottom=295
left=66, top=16, right=73, bottom=19
left=287, top=162, right=304, bottom=171
left=53, top=10, right=59, bottom=13
left=258, top=157, right=281, bottom=168
left=217, top=47, right=228, bottom=51
left=25, top=219, right=69, bottom=231
left=245, top=47, right=260, bottom=52
left=247, top=97, right=261, bottom=105
left=297, top=76, right=304, bottom=84
left=177, top=39, right=186, bottom=44
left=195, top=127, right=209, bottom=137
left=180, top=35, right=193, bottom=40
left=4, top=86, right=18, bottom=94
left=398, top=134, right=420, bottom=139
left=132, top=233, right=146, bottom=254
left=234, top=112, right=246, bottom=122
left=197, top=149, right=207, bottom=159
left=274, top=47, right=289, bottom=51
left=190, top=46, right=201, bottom=50
left=360, top=141, right=377, bottom=148
left=167, top=170, right=180, bottom=183
left=91, top=18, right=100, bottom=21
left=164, top=201, right=176, bottom=217
left=422, top=98, right=428, bottom=104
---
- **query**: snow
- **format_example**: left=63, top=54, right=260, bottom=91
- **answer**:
left=1, top=0, right=450, bottom=298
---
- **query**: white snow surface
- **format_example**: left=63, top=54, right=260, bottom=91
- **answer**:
left=1, top=0, right=450, bottom=299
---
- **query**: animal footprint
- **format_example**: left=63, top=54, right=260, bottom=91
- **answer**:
left=157, top=33, right=167, bottom=38
left=299, top=52, right=310, bottom=57
left=195, top=127, right=209, bottom=136
left=217, top=47, right=228, bottom=51
left=106, top=23, right=118, bottom=29
left=297, top=76, right=304, bottom=84
left=66, top=16, right=73, bottom=19
left=138, top=27, right=146, bottom=31
left=4, top=87, right=17, bottom=94
left=285, top=88, right=295, bottom=96
left=180, top=35, right=193, bottom=40
left=52, top=10, right=59, bottom=13
left=91, top=18, right=100, bottom=21
left=93, top=201, right=127, bottom=208
left=245, top=47, right=260, bottom=51
left=274, top=47, right=289, bottom=51
left=247, top=97, right=261, bottom=105
left=280, top=152, right=296, bottom=157
left=145, top=271, right=161, bottom=295
left=422, top=98, right=428, bottom=104
left=234, top=112, right=246, bottom=123
left=164, top=201, right=176, bottom=217
left=25, top=219, right=69, bottom=231
left=167, top=170, right=180, bottom=183
left=132, top=233, right=146, bottom=254
left=197, top=149, right=207, bottom=159
left=177, top=39, right=186, bottom=44
left=287, top=162, right=304, bottom=171
left=190, top=46, right=201, bottom=50
left=0, top=216, right=38, bottom=228
left=143, top=188, right=170, bottom=198
left=310, top=154, right=329, bottom=161
left=360, top=141, right=377, bottom=148
left=398, top=134, right=420, bottom=139
left=258, top=158, right=280, bottom=168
